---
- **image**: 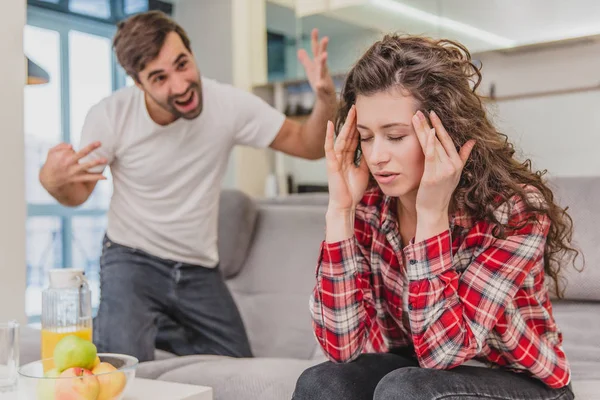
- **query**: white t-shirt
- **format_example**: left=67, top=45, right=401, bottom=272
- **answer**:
left=79, top=78, right=286, bottom=267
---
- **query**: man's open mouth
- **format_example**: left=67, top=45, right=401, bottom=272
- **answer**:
left=174, top=91, right=194, bottom=107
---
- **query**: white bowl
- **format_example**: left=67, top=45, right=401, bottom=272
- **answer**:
left=18, top=353, right=138, bottom=400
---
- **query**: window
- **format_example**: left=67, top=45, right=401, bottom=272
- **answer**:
left=25, top=217, right=63, bottom=318
left=69, top=0, right=111, bottom=19
left=28, top=0, right=172, bottom=23
left=25, top=7, right=125, bottom=321
left=125, top=0, right=148, bottom=15
left=24, top=25, right=61, bottom=206
left=72, top=216, right=108, bottom=308
left=68, top=31, right=113, bottom=149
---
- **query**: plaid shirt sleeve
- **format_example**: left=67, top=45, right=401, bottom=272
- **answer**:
left=403, top=191, right=570, bottom=388
left=310, top=220, right=376, bottom=363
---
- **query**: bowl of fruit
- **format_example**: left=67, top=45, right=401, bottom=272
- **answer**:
left=18, top=335, right=138, bottom=400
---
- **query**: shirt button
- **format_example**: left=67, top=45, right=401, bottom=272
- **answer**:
left=409, top=259, right=417, bottom=265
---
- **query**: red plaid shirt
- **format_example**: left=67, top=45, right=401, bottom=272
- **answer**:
left=311, top=186, right=571, bottom=389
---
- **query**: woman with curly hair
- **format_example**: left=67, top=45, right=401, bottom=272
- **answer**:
left=292, top=35, right=579, bottom=400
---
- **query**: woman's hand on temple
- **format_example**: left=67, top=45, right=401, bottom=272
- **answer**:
left=412, top=110, right=475, bottom=241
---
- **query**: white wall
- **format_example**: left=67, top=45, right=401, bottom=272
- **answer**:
left=479, top=40, right=600, bottom=177
left=174, top=0, right=233, bottom=85
left=0, top=0, right=26, bottom=323
left=477, top=41, right=600, bottom=99
left=487, top=93, right=600, bottom=177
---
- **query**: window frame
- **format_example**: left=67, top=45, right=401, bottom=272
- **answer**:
left=27, top=0, right=173, bottom=25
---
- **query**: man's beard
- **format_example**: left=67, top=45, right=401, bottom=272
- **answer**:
left=153, top=81, right=203, bottom=120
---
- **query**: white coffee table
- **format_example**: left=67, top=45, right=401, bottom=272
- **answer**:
left=125, top=378, right=212, bottom=400
left=0, top=377, right=212, bottom=400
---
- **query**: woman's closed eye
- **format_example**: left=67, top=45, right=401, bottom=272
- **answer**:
left=388, top=135, right=406, bottom=142
left=359, top=135, right=406, bottom=142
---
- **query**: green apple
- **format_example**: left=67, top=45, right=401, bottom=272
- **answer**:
left=53, top=335, right=98, bottom=372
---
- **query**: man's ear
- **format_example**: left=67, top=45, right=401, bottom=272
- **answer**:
left=134, top=77, right=144, bottom=91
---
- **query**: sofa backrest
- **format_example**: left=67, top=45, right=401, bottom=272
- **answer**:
left=217, top=190, right=259, bottom=279
left=259, top=193, right=329, bottom=207
left=223, top=201, right=326, bottom=359
left=254, top=179, right=600, bottom=301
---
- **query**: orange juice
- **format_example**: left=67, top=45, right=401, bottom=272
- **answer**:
left=41, top=327, right=93, bottom=371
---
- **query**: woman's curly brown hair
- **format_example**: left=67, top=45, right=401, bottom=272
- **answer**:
left=336, top=34, right=581, bottom=298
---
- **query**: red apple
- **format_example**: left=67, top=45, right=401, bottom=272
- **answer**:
left=55, top=367, right=100, bottom=400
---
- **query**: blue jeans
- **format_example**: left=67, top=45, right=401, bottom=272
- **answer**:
left=93, top=235, right=252, bottom=362
left=292, top=348, right=575, bottom=400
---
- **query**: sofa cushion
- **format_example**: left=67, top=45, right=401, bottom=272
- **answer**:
left=573, top=381, right=600, bottom=400
left=226, top=204, right=326, bottom=360
left=549, top=177, right=600, bottom=301
left=137, top=356, right=320, bottom=400
left=218, top=190, right=258, bottom=279
left=552, top=301, right=600, bottom=383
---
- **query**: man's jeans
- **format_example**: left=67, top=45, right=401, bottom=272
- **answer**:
left=93, top=235, right=252, bottom=362
left=292, top=348, right=575, bottom=400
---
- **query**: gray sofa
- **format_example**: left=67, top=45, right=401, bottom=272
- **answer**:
left=19, top=177, right=600, bottom=399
